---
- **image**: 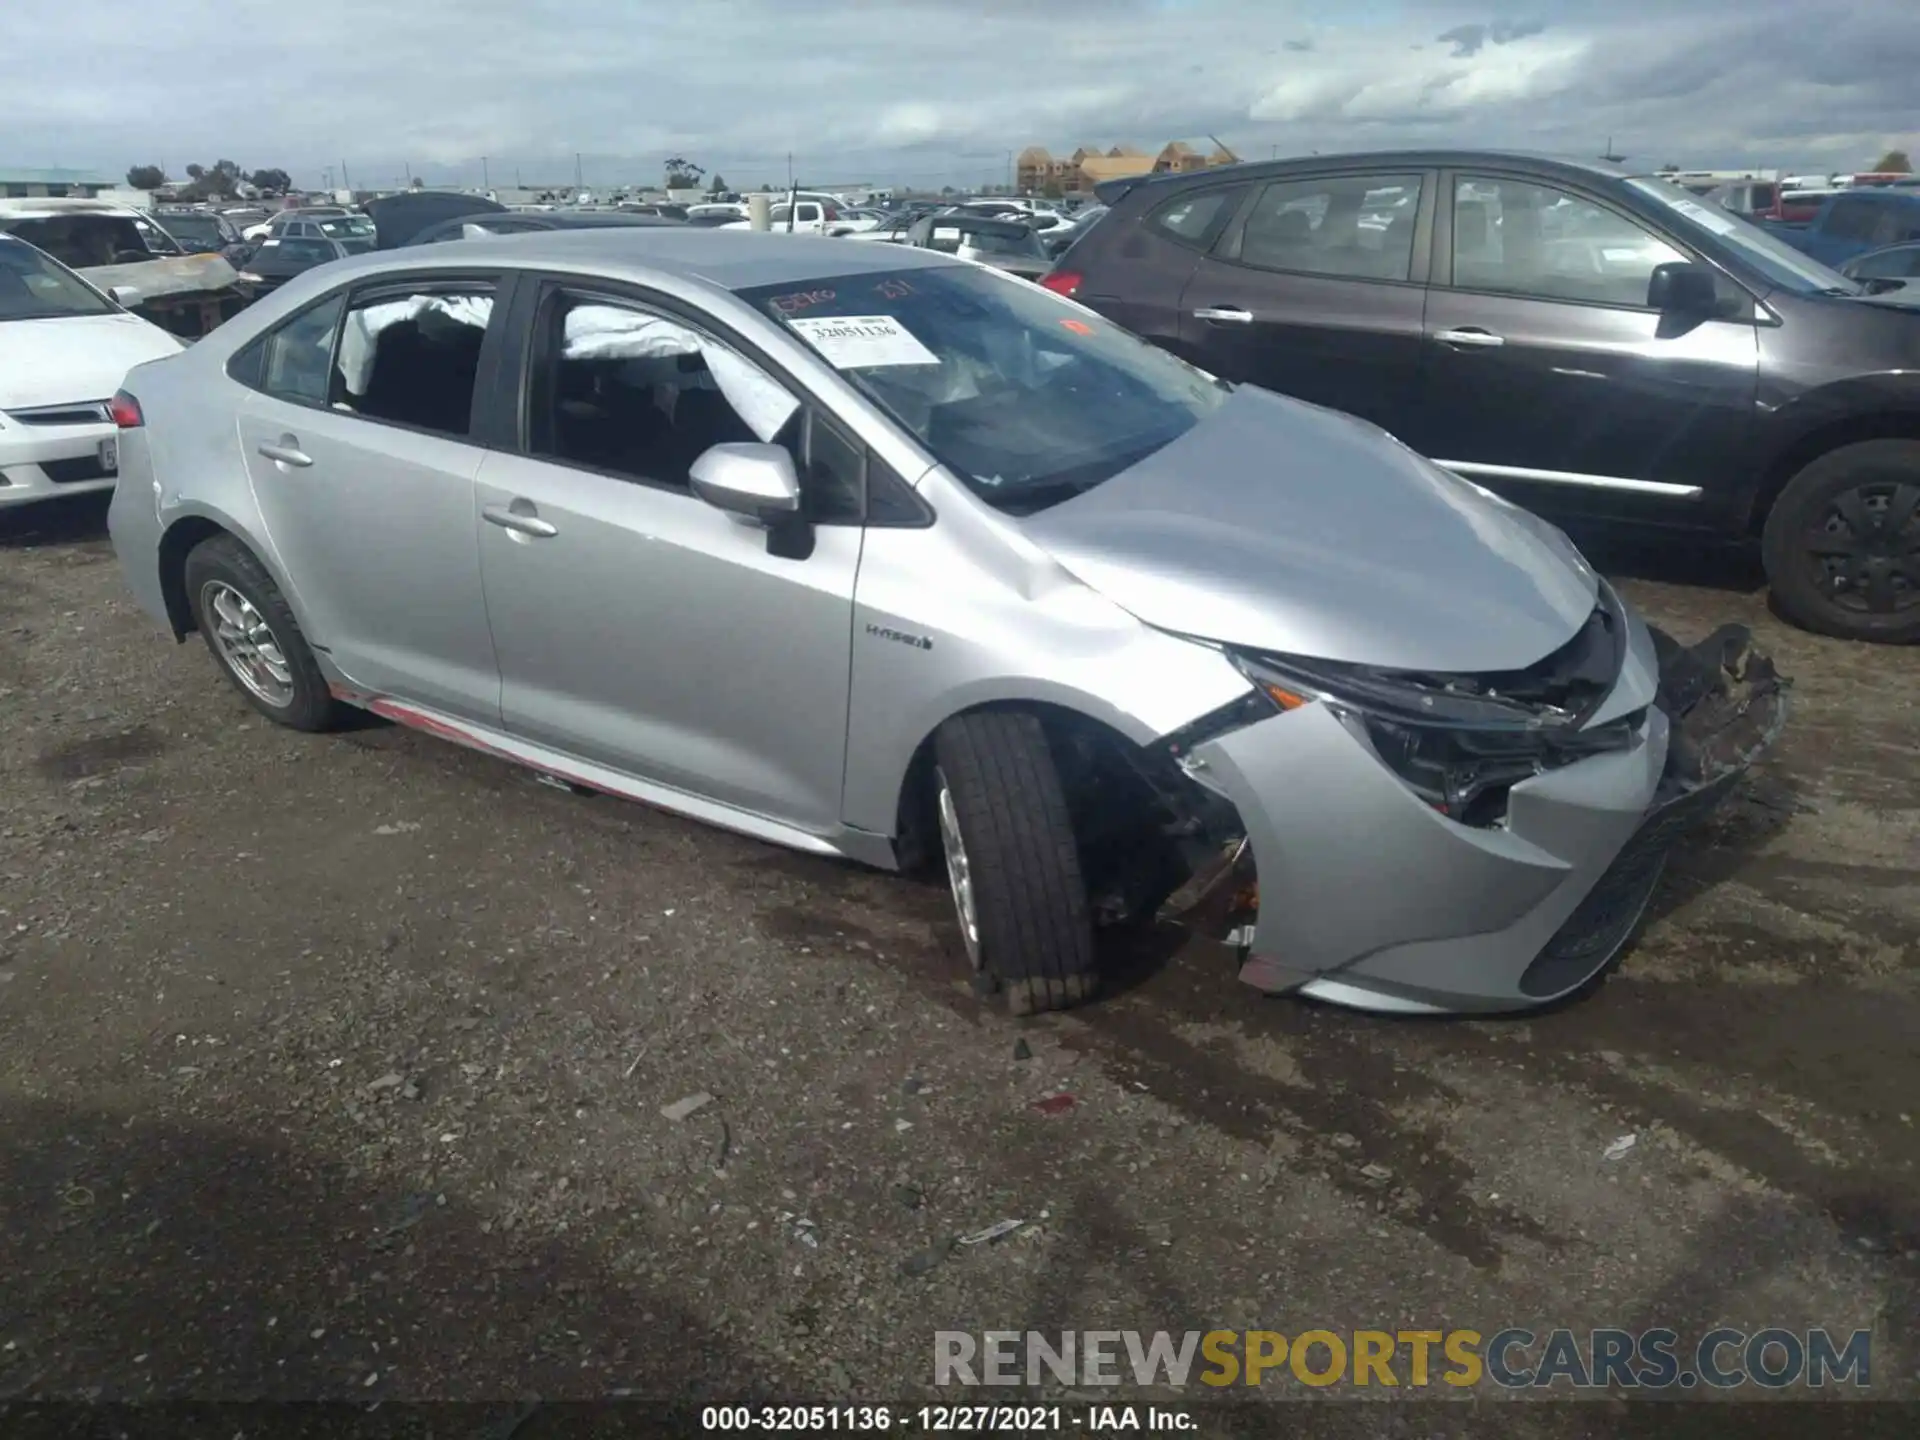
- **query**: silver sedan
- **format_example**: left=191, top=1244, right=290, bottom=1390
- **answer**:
left=106, top=229, right=1786, bottom=1015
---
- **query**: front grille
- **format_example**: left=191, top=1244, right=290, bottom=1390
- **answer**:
left=5, top=401, right=111, bottom=427
left=41, top=456, right=112, bottom=484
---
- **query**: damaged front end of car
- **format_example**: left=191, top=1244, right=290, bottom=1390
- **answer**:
left=1149, top=595, right=1789, bottom=1013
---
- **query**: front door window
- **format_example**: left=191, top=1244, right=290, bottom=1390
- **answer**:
left=1450, top=176, right=1686, bottom=309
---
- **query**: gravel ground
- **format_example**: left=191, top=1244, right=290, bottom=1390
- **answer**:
left=0, top=496, right=1914, bottom=1430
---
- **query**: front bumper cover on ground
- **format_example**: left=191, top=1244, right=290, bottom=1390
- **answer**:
left=1183, top=622, right=1788, bottom=1015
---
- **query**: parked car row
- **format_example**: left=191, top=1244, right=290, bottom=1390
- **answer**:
left=10, top=156, right=1919, bottom=647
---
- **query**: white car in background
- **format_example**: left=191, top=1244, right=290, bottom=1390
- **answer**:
left=720, top=196, right=875, bottom=237
left=0, top=235, right=183, bottom=508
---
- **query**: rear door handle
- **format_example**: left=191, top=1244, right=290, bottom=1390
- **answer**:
left=483, top=502, right=558, bottom=539
left=256, top=437, right=312, bottom=467
left=1193, top=305, right=1254, bottom=324
left=1435, top=327, right=1505, bottom=349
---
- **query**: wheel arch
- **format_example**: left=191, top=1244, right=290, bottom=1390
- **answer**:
left=1747, top=403, right=1920, bottom=535
left=884, top=692, right=1169, bottom=872
left=155, top=504, right=289, bottom=641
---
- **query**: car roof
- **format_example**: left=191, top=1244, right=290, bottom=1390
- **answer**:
left=1106, top=149, right=1642, bottom=202
left=329, top=226, right=964, bottom=290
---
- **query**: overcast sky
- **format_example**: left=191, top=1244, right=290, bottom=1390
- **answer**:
left=4, top=0, right=1915, bottom=190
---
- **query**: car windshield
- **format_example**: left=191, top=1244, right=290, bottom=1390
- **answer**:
left=0, top=240, right=114, bottom=320
left=319, top=216, right=375, bottom=239
left=1625, top=176, right=1861, bottom=295
left=737, top=264, right=1229, bottom=510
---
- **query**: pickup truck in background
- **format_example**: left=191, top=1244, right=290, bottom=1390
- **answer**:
left=1773, top=188, right=1920, bottom=268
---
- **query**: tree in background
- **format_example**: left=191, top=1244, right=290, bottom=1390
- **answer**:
left=1871, top=150, right=1912, bottom=173
left=125, top=164, right=166, bottom=190
left=663, top=156, right=705, bottom=189
left=707, top=173, right=728, bottom=195
left=248, top=168, right=292, bottom=196
left=179, top=159, right=246, bottom=201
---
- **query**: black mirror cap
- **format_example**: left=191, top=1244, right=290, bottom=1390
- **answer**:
left=1647, top=260, right=1717, bottom=314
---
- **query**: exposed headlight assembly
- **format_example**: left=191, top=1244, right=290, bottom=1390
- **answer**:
left=1174, top=590, right=1642, bottom=828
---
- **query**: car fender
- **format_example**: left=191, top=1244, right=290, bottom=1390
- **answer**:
left=154, top=493, right=310, bottom=642
left=840, top=478, right=1256, bottom=837
left=1748, top=370, right=1920, bottom=523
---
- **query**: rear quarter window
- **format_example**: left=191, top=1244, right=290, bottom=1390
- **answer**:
left=1144, top=187, right=1242, bottom=250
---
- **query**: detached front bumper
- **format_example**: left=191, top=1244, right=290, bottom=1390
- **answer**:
left=1186, top=620, right=1788, bottom=1015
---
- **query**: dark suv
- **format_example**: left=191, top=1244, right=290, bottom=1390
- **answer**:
left=1048, top=151, right=1920, bottom=643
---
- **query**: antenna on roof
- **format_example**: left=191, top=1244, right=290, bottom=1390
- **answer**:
left=1601, top=135, right=1628, bottom=163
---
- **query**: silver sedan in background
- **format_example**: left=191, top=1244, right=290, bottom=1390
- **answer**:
left=106, top=230, right=1785, bottom=1016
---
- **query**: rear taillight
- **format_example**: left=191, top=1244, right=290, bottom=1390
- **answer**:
left=109, top=391, right=144, bottom=428
left=1041, top=270, right=1082, bottom=297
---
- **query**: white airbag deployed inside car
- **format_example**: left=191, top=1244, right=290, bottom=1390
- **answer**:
left=563, top=306, right=799, bottom=441
left=337, top=294, right=494, bottom=394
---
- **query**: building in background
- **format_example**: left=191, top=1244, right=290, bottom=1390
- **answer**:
left=1015, top=141, right=1237, bottom=195
left=0, top=167, right=118, bottom=199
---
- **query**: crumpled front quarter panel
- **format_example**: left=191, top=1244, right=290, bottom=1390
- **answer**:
left=839, top=470, right=1253, bottom=839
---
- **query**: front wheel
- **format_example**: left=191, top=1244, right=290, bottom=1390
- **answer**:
left=932, top=711, right=1097, bottom=1015
left=1761, top=440, right=1920, bottom=643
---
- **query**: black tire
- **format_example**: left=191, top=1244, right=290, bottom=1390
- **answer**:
left=933, top=711, right=1097, bottom=1015
left=1760, top=440, right=1920, bottom=644
left=182, top=533, right=344, bottom=732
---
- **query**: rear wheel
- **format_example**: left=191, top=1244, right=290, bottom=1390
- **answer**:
left=183, top=534, right=343, bottom=731
left=932, top=711, right=1097, bottom=1015
left=1761, top=440, right=1920, bottom=643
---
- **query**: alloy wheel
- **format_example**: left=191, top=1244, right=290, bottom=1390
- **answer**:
left=1802, top=480, right=1920, bottom=615
left=934, top=768, right=982, bottom=971
left=202, top=581, right=296, bottom=707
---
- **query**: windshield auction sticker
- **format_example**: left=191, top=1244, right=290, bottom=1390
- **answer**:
left=788, top=314, right=938, bottom=368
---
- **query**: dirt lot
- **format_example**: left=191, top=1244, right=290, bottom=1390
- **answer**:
left=1, top=496, right=1915, bottom=1429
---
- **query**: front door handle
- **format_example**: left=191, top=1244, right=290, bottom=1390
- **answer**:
left=1193, top=305, right=1254, bottom=324
left=256, top=436, right=312, bottom=467
left=1435, top=327, right=1506, bottom=349
left=483, top=501, right=558, bottom=539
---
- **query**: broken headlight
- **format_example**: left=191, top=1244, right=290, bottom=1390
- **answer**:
left=1224, top=594, right=1643, bottom=828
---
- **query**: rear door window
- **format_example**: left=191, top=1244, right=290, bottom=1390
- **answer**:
left=332, top=285, right=496, bottom=438
left=1223, top=173, right=1424, bottom=281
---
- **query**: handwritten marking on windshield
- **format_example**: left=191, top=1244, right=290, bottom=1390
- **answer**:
left=771, top=289, right=836, bottom=315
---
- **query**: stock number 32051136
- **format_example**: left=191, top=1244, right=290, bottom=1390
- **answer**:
left=700, top=1407, right=896, bottom=1431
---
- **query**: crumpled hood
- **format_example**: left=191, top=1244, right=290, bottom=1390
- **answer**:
left=1018, top=386, right=1600, bottom=673
left=0, top=313, right=184, bottom=411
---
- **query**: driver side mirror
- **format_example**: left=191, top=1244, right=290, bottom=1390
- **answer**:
left=690, top=442, right=802, bottom=524
left=108, top=285, right=140, bottom=307
left=1647, top=260, right=1717, bottom=315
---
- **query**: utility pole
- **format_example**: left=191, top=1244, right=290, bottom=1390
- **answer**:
left=1006, top=150, right=1014, bottom=193
left=404, top=160, right=412, bottom=185
left=323, top=166, right=333, bottom=190
left=575, top=152, right=584, bottom=191
left=341, top=160, right=350, bottom=191
left=482, top=155, right=489, bottom=190
left=786, top=151, right=794, bottom=189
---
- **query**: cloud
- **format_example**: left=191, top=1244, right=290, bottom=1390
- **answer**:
left=0, top=0, right=1912, bottom=189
